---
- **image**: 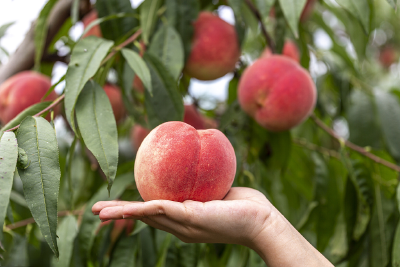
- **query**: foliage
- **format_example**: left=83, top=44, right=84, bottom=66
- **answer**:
left=0, top=0, right=400, bottom=266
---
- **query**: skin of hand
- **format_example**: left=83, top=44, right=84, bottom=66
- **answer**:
left=92, top=187, right=333, bottom=267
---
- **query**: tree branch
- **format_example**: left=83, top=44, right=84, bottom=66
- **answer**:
left=244, top=0, right=276, bottom=53
left=310, top=114, right=400, bottom=172
left=0, top=0, right=92, bottom=84
left=5, top=209, right=83, bottom=230
left=293, top=138, right=341, bottom=159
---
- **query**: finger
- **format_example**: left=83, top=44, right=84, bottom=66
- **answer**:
left=92, top=200, right=135, bottom=215
left=122, top=200, right=195, bottom=223
left=99, top=206, right=125, bottom=221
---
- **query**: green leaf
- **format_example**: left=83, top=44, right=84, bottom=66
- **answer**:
left=312, top=154, right=340, bottom=252
left=0, top=101, right=52, bottom=136
left=386, top=0, right=397, bottom=9
left=155, top=234, right=172, bottom=267
left=393, top=221, right=400, bottom=267
left=165, top=0, right=199, bottom=60
left=140, top=0, right=161, bottom=44
left=64, top=36, right=114, bottom=134
left=96, top=0, right=138, bottom=42
left=335, top=0, right=371, bottom=34
left=76, top=81, right=119, bottom=194
left=77, top=173, right=134, bottom=261
left=109, top=235, right=138, bottom=267
left=16, top=116, right=61, bottom=258
left=0, top=132, right=18, bottom=241
left=278, top=0, right=307, bottom=38
left=148, top=25, right=184, bottom=80
left=54, top=215, right=78, bottom=267
left=121, top=48, right=152, bottom=94
left=143, top=53, right=184, bottom=129
left=375, top=91, right=400, bottom=162
left=130, top=220, right=148, bottom=236
left=254, top=0, right=275, bottom=18
left=71, top=0, right=80, bottom=24
left=0, top=22, right=14, bottom=40
left=34, top=0, right=58, bottom=71
left=347, top=90, right=381, bottom=149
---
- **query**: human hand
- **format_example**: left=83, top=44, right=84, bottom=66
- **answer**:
left=92, top=187, right=333, bottom=267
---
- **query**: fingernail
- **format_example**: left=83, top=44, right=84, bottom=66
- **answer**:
left=123, top=215, right=133, bottom=219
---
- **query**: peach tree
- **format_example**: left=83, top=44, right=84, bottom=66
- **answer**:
left=0, top=0, right=400, bottom=266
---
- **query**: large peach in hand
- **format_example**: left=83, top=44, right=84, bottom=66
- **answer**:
left=135, top=121, right=236, bottom=202
left=238, top=55, right=316, bottom=132
left=103, top=83, right=126, bottom=123
left=184, top=12, right=240, bottom=81
left=0, top=71, right=59, bottom=124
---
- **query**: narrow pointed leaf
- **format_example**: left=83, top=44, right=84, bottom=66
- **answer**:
left=335, top=0, right=370, bottom=34
left=121, top=48, right=152, bottom=94
left=76, top=81, right=118, bottom=193
left=375, top=91, right=400, bottom=162
left=0, top=22, right=14, bottom=40
left=143, top=53, right=184, bottom=129
left=78, top=173, right=134, bottom=260
left=54, top=215, right=78, bottom=267
left=386, top=0, right=397, bottom=9
left=34, top=0, right=58, bottom=71
left=393, top=221, right=400, bottom=266
left=109, top=235, right=138, bottom=267
left=165, top=0, right=199, bottom=60
left=64, top=36, right=114, bottom=134
left=96, top=0, right=138, bottom=42
left=140, top=0, right=161, bottom=44
left=148, top=25, right=184, bottom=80
left=0, top=132, right=18, bottom=241
left=0, top=101, right=52, bottom=136
left=16, top=116, right=61, bottom=258
left=278, top=0, right=307, bottom=38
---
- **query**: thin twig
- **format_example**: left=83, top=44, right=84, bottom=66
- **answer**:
left=293, top=138, right=341, bottom=159
left=310, top=114, right=400, bottom=172
left=244, top=0, right=276, bottom=53
left=6, top=209, right=84, bottom=230
left=101, top=29, right=142, bottom=65
left=5, top=94, right=65, bottom=132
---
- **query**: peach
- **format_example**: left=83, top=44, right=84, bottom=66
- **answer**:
left=379, top=45, right=398, bottom=68
left=238, top=55, right=316, bottom=132
left=82, top=10, right=102, bottom=38
left=130, top=105, right=217, bottom=150
left=0, top=71, right=59, bottom=124
left=134, top=121, right=236, bottom=202
left=103, top=83, right=126, bottom=123
left=184, top=12, right=240, bottom=81
left=262, top=40, right=300, bottom=63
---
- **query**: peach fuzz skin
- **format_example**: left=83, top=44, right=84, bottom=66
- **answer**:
left=238, top=55, right=316, bottom=132
left=184, top=12, right=240, bottom=81
left=0, top=71, right=59, bottom=124
left=262, top=40, right=300, bottom=63
left=103, top=83, right=126, bottom=123
left=130, top=105, right=215, bottom=150
left=134, top=121, right=236, bottom=202
left=82, top=10, right=102, bottom=38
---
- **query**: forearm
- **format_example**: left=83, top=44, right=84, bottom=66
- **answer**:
left=249, top=210, right=334, bottom=267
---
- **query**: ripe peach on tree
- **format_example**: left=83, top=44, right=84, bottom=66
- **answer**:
left=0, top=71, right=59, bottom=124
left=262, top=40, right=300, bottom=63
left=238, top=55, right=316, bottom=132
left=134, top=121, right=236, bottom=202
left=184, top=12, right=241, bottom=80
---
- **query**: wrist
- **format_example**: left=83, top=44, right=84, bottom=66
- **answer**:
left=248, top=209, right=332, bottom=267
